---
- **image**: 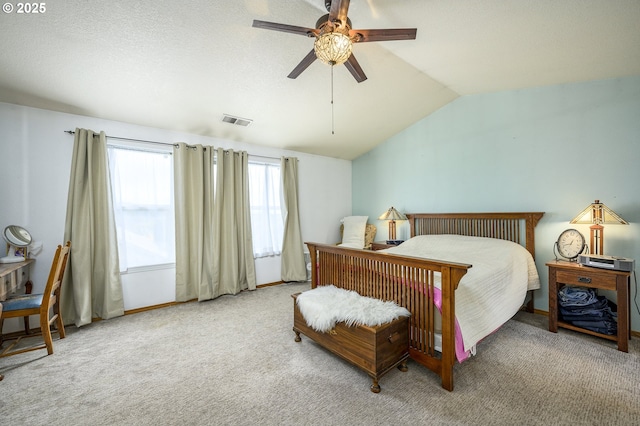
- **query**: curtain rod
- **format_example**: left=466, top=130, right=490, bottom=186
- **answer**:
left=63, top=130, right=283, bottom=161
left=64, top=130, right=177, bottom=147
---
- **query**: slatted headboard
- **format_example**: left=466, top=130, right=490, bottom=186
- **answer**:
left=406, top=212, right=544, bottom=259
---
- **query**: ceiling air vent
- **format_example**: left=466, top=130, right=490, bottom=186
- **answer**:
left=222, top=114, right=252, bottom=127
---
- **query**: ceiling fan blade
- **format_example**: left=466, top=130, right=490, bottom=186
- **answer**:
left=288, top=49, right=318, bottom=79
left=344, top=54, right=367, bottom=83
left=329, top=0, right=351, bottom=26
left=350, top=28, right=417, bottom=43
left=252, top=20, right=319, bottom=37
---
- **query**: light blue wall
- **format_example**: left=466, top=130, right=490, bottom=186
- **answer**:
left=353, top=76, right=640, bottom=331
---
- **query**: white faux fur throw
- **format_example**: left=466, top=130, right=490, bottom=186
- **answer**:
left=296, top=285, right=411, bottom=333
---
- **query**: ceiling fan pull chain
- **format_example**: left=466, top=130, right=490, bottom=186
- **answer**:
left=331, top=64, right=335, bottom=135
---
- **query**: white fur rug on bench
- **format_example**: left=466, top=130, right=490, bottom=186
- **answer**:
left=296, top=285, right=410, bottom=333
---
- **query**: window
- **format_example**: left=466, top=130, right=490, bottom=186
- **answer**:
left=108, top=147, right=281, bottom=268
left=108, top=146, right=175, bottom=272
left=248, top=161, right=283, bottom=258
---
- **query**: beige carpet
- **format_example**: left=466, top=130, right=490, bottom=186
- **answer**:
left=1, top=282, right=639, bottom=426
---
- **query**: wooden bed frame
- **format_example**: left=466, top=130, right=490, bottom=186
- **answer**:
left=305, top=212, right=544, bottom=391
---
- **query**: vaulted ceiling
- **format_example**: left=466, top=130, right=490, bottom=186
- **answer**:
left=1, top=0, right=639, bottom=160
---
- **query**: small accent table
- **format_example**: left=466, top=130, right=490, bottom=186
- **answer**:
left=0, top=301, right=2, bottom=380
left=371, top=241, right=396, bottom=251
left=1, top=259, right=34, bottom=301
left=1, top=259, right=34, bottom=380
left=547, top=260, right=631, bottom=352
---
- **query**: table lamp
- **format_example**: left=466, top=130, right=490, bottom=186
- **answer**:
left=378, top=207, right=407, bottom=244
left=570, top=199, right=628, bottom=255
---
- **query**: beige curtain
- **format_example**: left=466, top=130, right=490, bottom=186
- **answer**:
left=174, top=145, right=256, bottom=302
left=212, top=148, right=256, bottom=295
left=280, top=157, right=306, bottom=282
left=61, top=128, right=124, bottom=327
left=173, top=143, right=215, bottom=301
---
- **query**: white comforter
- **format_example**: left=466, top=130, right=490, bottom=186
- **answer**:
left=381, top=235, right=540, bottom=352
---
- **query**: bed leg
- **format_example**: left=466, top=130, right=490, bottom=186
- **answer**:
left=397, top=361, right=408, bottom=372
left=441, top=372, right=454, bottom=392
left=526, top=290, right=534, bottom=313
left=293, top=329, right=301, bottom=342
left=370, top=378, right=381, bottom=393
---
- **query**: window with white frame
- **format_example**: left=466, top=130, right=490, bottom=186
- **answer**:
left=248, top=161, right=283, bottom=258
left=107, top=147, right=282, bottom=271
left=108, top=145, right=175, bottom=272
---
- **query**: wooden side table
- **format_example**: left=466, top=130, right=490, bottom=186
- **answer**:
left=0, top=259, right=34, bottom=301
left=547, top=260, right=631, bottom=352
left=371, top=241, right=398, bottom=251
left=0, top=300, right=2, bottom=380
left=1, top=259, right=35, bottom=350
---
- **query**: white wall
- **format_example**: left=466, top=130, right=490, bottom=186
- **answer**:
left=352, top=76, right=640, bottom=332
left=0, top=102, right=351, bottom=329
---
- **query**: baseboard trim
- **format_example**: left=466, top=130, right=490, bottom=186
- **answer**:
left=122, top=282, right=287, bottom=316
left=257, top=280, right=285, bottom=288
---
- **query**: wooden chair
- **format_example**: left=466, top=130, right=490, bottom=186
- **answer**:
left=0, top=241, right=71, bottom=357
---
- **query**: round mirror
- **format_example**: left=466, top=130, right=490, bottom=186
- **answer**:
left=3, top=225, right=32, bottom=247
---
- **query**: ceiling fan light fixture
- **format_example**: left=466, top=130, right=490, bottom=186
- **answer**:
left=314, top=31, right=352, bottom=66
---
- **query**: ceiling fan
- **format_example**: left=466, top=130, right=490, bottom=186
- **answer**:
left=252, top=0, right=417, bottom=83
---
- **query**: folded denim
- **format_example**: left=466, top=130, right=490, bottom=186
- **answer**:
left=569, top=319, right=617, bottom=335
left=559, top=296, right=616, bottom=318
left=561, top=313, right=617, bottom=322
left=558, top=286, right=598, bottom=307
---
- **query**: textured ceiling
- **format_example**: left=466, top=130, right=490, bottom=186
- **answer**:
left=1, top=0, right=639, bottom=160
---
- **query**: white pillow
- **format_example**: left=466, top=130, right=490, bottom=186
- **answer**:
left=339, top=216, right=368, bottom=249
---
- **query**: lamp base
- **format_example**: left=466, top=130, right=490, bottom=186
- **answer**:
left=590, top=224, right=604, bottom=255
left=388, top=220, right=397, bottom=241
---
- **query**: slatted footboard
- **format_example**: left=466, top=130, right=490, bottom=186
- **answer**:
left=305, top=242, right=471, bottom=391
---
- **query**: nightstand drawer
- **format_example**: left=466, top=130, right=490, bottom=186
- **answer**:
left=556, top=270, right=617, bottom=290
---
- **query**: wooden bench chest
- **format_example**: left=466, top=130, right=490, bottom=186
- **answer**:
left=292, top=293, right=409, bottom=393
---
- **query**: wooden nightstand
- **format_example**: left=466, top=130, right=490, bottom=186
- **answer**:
left=547, top=260, right=631, bottom=352
left=371, top=241, right=396, bottom=251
